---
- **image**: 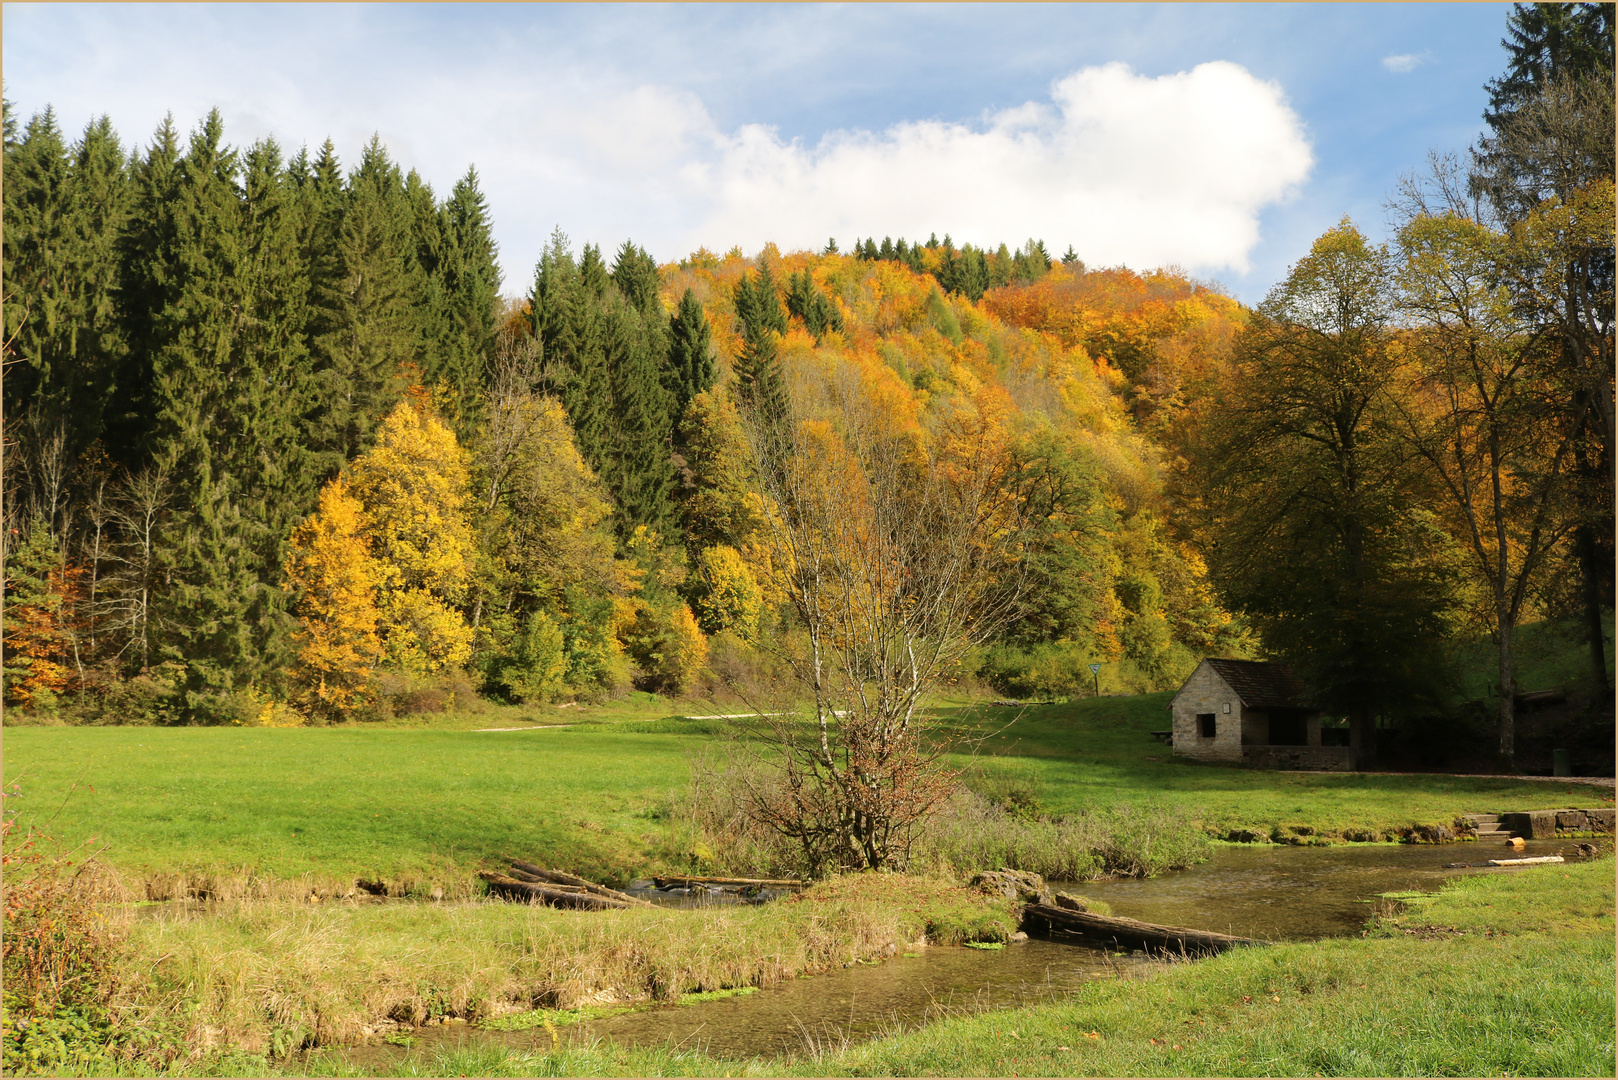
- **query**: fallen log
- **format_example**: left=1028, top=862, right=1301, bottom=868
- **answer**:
left=507, top=860, right=654, bottom=907
left=651, top=874, right=804, bottom=889
left=1486, top=855, right=1565, bottom=867
left=504, top=868, right=588, bottom=891
left=479, top=871, right=634, bottom=910
left=1021, top=903, right=1265, bottom=957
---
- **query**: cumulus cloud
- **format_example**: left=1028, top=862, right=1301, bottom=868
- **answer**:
left=3, top=5, right=1314, bottom=282
left=1381, top=51, right=1432, bottom=73
left=682, top=61, right=1313, bottom=274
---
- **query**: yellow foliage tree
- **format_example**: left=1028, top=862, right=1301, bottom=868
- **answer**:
left=694, top=544, right=764, bottom=636
left=348, top=397, right=476, bottom=674
left=284, top=478, right=383, bottom=718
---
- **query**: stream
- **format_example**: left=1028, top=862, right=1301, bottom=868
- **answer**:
left=329, top=836, right=1593, bottom=1066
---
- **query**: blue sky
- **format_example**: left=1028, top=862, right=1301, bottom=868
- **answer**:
left=3, top=3, right=1514, bottom=302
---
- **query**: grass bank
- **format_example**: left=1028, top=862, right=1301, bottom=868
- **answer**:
left=281, top=856, right=1612, bottom=1078
left=3, top=874, right=1013, bottom=1074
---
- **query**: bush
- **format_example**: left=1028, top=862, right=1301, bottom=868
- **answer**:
left=370, top=671, right=486, bottom=718
left=2, top=806, right=126, bottom=1074
left=676, top=749, right=1212, bottom=882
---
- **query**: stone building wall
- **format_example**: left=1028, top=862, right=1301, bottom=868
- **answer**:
left=1171, top=661, right=1243, bottom=762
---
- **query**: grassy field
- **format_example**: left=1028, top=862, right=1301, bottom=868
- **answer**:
left=3, top=688, right=1609, bottom=898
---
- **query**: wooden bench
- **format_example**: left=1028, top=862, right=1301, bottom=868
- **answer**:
left=1150, top=730, right=1174, bottom=744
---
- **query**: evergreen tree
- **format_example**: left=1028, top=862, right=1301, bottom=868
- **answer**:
left=3, top=110, right=132, bottom=517
left=431, top=167, right=501, bottom=431
left=785, top=267, right=845, bottom=342
left=1483, top=2, right=1614, bottom=136
left=131, top=111, right=285, bottom=705
left=531, top=230, right=611, bottom=471
left=732, top=264, right=788, bottom=426
left=306, top=136, right=419, bottom=468
left=601, top=296, right=675, bottom=533
left=667, top=286, right=716, bottom=422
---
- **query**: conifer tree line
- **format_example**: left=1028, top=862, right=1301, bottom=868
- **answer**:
left=1, top=4, right=1610, bottom=762
left=844, top=233, right=1065, bottom=303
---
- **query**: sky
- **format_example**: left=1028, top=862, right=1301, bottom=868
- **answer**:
left=3, top=3, right=1516, bottom=303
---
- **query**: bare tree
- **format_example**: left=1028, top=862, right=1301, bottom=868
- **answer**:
left=731, top=384, right=1030, bottom=874
left=100, top=468, right=170, bottom=674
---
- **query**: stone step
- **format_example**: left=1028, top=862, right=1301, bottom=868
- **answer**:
left=1463, top=814, right=1500, bottom=825
left=1474, top=830, right=1510, bottom=839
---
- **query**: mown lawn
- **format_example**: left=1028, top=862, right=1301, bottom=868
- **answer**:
left=938, top=693, right=1612, bottom=838
left=4, top=689, right=1609, bottom=890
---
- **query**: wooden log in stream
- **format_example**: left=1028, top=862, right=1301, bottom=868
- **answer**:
left=479, top=871, right=636, bottom=910
left=1021, top=903, right=1265, bottom=957
left=507, top=860, right=655, bottom=907
left=651, top=874, right=804, bottom=889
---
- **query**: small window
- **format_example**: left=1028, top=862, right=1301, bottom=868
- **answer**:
left=1197, top=713, right=1217, bottom=738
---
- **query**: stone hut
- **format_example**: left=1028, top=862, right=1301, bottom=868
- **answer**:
left=1170, top=658, right=1352, bottom=771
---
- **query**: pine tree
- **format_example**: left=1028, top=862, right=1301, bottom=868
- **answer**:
left=434, top=166, right=501, bottom=427
left=601, top=296, right=675, bottom=533
left=1484, top=2, right=1614, bottom=135
left=532, top=230, right=612, bottom=472
left=732, top=264, right=788, bottom=426
left=3, top=110, right=133, bottom=518
left=133, top=111, right=284, bottom=704
left=667, top=286, right=716, bottom=421
left=306, top=136, right=418, bottom=468
left=785, top=267, right=845, bottom=342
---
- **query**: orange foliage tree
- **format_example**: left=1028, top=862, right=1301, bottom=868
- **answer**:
left=284, top=478, right=384, bottom=718
left=2, top=520, right=85, bottom=708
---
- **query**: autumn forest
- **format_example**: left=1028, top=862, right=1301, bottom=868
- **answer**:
left=2, top=6, right=1612, bottom=769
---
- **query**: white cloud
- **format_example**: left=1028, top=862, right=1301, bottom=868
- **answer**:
left=1381, top=51, right=1432, bottom=73
left=3, top=7, right=1314, bottom=283
left=683, top=61, right=1313, bottom=274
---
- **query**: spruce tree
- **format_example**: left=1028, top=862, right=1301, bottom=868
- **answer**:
left=3, top=109, right=132, bottom=513
left=531, top=230, right=611, bottom=474
left=602, top=296, right=675, bottom=533
left=668, top=287, right=716, bottom=422
left=435, top=166, right=500, bottom=426
left=134, top=111, right=281, bottom=702
left=306, top=136, right=418, bottom=468
left=732, top=266, right=788, bottom=427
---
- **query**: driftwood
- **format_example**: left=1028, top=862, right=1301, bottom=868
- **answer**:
left=1486, top=855, right=1565, bottom=867
left=507, top=860, right=654, bottom=907
left=650, top=874, right=803, bottom=889
left=1021, top=903, right=1265, bottom=957
left=479, top=871, right=636, bottom=910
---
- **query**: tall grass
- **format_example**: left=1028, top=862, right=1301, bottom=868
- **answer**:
left=677, top=748, right=1211, bottom=881
left=109, top=875, right=1015, bottom=1061
left=914, top=792, right=1212, bottom=880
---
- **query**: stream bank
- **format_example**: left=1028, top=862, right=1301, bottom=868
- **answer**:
left=317, top=836, right=1601, bottom=1072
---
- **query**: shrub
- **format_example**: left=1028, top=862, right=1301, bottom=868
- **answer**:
left=2, top=799, right=126, bottom=1074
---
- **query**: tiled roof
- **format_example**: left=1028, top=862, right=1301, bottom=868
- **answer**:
left=1203, top=658, right=1311, bottom=710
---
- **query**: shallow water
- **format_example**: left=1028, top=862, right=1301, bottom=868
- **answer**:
left=332, top=836, right=1596, bottom=1065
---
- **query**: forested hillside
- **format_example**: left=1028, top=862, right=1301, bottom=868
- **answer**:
left=3, top=2, right=1611, bottom=768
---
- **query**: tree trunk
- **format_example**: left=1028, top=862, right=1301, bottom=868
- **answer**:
left=1349, top=708, right=1377, bottom=771
left=1575, top=522, right=1611, bottom=695
left=1497, top=624, right=1516, bottom=766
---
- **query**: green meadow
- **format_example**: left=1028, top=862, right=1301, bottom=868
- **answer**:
left=4, top=687, right=1607, bottom=896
